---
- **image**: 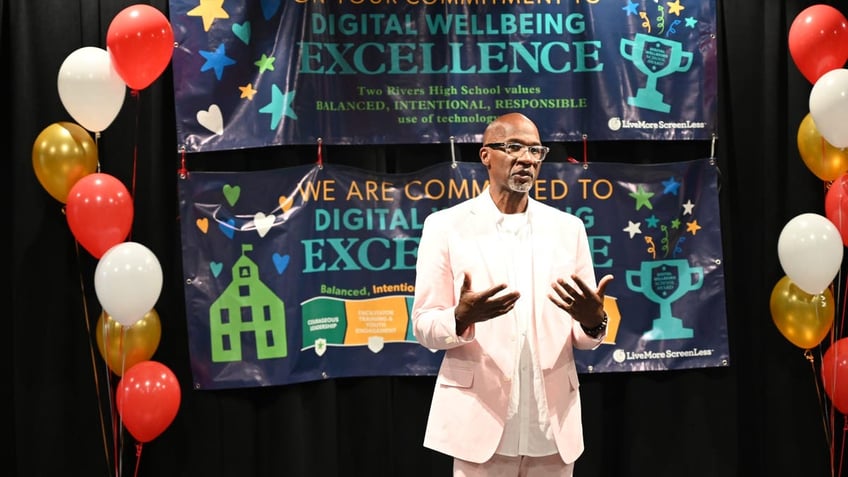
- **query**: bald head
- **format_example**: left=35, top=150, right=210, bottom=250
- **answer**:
left=482, top=113, right=540, bottom=144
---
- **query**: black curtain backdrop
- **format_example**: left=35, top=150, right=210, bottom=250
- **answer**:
left=5, top=1, right=843, bottom=476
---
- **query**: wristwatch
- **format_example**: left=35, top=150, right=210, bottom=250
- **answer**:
left=581, top=313, right=608, bottom=338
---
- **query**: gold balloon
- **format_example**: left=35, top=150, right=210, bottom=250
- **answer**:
left=95, top=308, right=162, bottom=376
left=31, top=122, right=98, bottom=203
left=770, top=275, right=834, bottom=349
left=797, top=113, right=848, bottom=181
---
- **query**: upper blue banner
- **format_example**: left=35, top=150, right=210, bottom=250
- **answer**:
left=168, top=0, right=717, bottom=151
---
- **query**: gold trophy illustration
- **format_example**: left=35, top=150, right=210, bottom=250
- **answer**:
left=626, top=259, right=703, bottom=340
left=620, top=33, right=693, bottom=113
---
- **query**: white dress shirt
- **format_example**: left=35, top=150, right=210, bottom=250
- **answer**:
left=494, top=210, right=558, bottom=458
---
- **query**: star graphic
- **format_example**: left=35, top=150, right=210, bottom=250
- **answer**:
left=686, top=220, right=702, bottom=235
left=662, top=177, right=681, bottom=195
left=682, top=199, right=695, bottom=215
left=187, top=0, right=229, bottom=32
left=670, top=218, right=681, bottom=229
left=685, top=16, right=698, bottom=28
left=667, top=0, right=685, bottom=16
left=199, top=44, right=236, bottom=80
left=623, top=221, right=642, bottom=238
left=255, top=53, right=276, bottom=74
left=239, top=83, right=257, bottom=100
left=645, top=215, right=660, bottom=228
left=259, top=84, right=298, bottom=129
left=629, top=185, right=655, bottom=211
left=623, top=1, right=639, bottom=15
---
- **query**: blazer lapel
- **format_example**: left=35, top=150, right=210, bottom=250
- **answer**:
left=468, top=193, right=510, bottom=287
left=527, top=202, right=569, bottom=365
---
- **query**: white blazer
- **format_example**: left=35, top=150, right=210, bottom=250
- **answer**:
left=412, top=188, right=604, bottom=464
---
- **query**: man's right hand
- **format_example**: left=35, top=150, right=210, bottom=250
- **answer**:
left=454, top=272, right=520, bottom=335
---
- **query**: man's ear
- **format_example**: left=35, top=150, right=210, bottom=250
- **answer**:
left=480, top=148, right=491, bottom=167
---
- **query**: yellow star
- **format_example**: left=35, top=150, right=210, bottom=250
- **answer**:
left=667, top=0, right=685, bottom=16
left=187, top=0, right=229, bottom=32
left=686, top=220, right=701, bottom=235
left=239, top=83, right=257, bottom=100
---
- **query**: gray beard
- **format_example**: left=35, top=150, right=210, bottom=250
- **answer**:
left=508, top=176, right=532, bottom=193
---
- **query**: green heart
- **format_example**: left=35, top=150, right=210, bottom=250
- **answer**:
left=223, top=184, right=240, bottom=206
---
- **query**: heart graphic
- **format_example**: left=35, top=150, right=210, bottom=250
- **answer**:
left=273, top=253, right=290, bottom=274
left=196, top=218, right=209, bottom=233
left=210, top=261, right=223, bottom=277
left=279, top=195, right=293, bottom=212
left=218, top=219, right=235, bottom=239
left=232, top=22, right=251, bottom=44
left=260, top=0, right=281, bottom=19
left=222, top=184, right=240, bottom=206
left=196, top=104, right=224, bottom=135
left=254, top=212, right=275, bottom=237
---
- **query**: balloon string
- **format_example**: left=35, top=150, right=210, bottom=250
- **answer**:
left=121, top=326, right=128, bottom=376
left=807, top=348, right=833, bottom=460
left=95, top=132, right=102, bottom=172
left=118, top=380, right=126, bottom=477
left=74, top=239, right=113, bottom=476
left=102, top=321, right=121, bottom=477
left=833, top=207, right=848, bottom=477
left=839, top=415, right=847, bottom=477
left=130, top=89, right=141, bottom=241
left=839, top=269, right=847, bottom=345
left=133, top=442, right=144, bottom=477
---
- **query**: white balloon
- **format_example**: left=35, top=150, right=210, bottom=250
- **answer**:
left=57, top=47, right=126, bottom=133
left=95, top=242, right=163, bottom=327
left=777, top=213, right=844, bottom=294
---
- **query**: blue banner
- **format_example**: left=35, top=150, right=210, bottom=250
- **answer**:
left=169, top=0, right=717, bottom=151
left=178, top=159, right=728, bottom=390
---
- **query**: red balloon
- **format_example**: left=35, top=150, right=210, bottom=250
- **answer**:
left=116, top=361, right=181, bottom=443
left=65, top=173, right=133, bottom=258
left=825, top=173, right=848, bottom=246
left=823, top=338, right=848, bottom=414
left=106, top=4, right=174, bottom=90
left=789, top=5, right=848, bottom=84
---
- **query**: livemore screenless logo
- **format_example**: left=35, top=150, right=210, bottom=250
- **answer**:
left=607, top=117, right=709, bottom=131
left=611, top=347, right=716, bottom=364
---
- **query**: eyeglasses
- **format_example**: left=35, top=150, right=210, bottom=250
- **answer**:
left=483, top=142, right=550, bottom=162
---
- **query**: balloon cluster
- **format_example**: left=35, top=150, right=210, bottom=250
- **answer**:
left=771, top=212, right=841, bottom=350
left=31, top=4, right=179, bottom=445
left=782, top=4, right=848, bottom=417
left=791, top=6, right=848, bottom=175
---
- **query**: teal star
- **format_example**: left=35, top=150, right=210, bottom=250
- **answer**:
left=662, top=177, right=681, bottom=195
left=259, top=84, right=297, bottom=129
left=629, top=185, right=655, bottom=211
left=255, top=53, right=275, bottom=74
left=685, top=17, right=698, bottom=28
left=645, top=215, right=660, bottom=228
left=623, top=1, right=638, bottom=15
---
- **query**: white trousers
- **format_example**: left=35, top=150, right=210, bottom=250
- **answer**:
left=453, top=454, right=574, bottom=477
